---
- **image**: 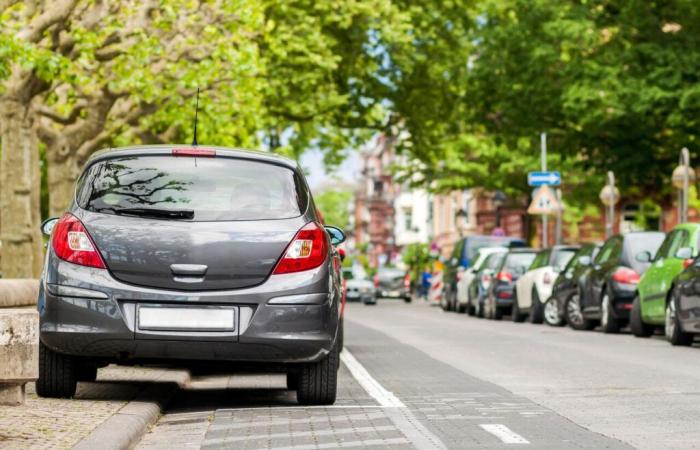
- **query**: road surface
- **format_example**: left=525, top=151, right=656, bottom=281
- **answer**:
left=135, top=300, right=700, bottom=449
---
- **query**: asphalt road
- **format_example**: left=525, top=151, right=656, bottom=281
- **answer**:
left=136, top=300, right=700, bottom=450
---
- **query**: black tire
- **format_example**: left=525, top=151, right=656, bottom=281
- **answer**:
left=337, top=318, right=344, bottom=353
left=600, top=288, right=620, bottom=334
left=493, top=306, right=503, bottom=321
left=565, top=292, right=595, bottom=331
left=36, top=342, right=77, bottom=398
left=404, top=296, right=412, bottom=303
left=297, top=343, right=339, bottom=405
left=287, top=372, right=300, bottom=390
left=630, top=295, right=653, bottom=338
left=511, top=296, right=526, bottom=322
left=529, top=288, right=544, bottom=324
left=666, top=295, right=693, bottom=346
left=76, top=364, right=98, bottom=382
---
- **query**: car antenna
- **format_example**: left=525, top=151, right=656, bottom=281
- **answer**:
left=191, top=87, right=200, bottom=146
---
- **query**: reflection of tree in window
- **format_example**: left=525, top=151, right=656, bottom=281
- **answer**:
left=87, top=158, right=191, bottom=209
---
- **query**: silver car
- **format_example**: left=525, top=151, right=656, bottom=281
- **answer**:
left=37, top=146, right=345, bottom=405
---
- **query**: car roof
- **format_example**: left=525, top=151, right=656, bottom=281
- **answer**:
left=87, top=145, right=299, bottom=170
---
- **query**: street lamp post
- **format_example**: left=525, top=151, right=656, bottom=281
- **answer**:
left=671, top=147, right=695, bottom=224
left=599, top=171, right=620, bottom=239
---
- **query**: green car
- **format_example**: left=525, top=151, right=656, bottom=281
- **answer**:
left=631, top=223, right=700, bottom=337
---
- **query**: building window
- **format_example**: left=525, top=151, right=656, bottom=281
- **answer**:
left=404, top=207, right=413, bottom=231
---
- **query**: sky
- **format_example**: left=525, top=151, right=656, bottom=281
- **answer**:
left=301, top=149, right=360, bottom=193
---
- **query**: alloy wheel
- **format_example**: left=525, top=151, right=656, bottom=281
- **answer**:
left=544, top=299, right=560, bottom=326
left=601, top=294, right=610, bottom=329
left=665, top=300, right=676, bottom=339
left=567, top=294, right=583, bottom=326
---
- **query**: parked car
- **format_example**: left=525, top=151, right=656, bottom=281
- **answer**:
left=36, top=146, right=345, bottom=405
left=573, top=232, right=665, bottom=333
left=483, top=248, right=537, bottom=320
left=513, top=245, right=579, bottom=324
left=468, top=251, right=507, bottom=317
left=665, top=258, right=700, bottom=345
left=443, top=235, right=526, bottom=311
left=374, top=267, right=411, bottom=302
left=343, top=266, right=377, bottom=305
left=545, top=244, right=601, bottom=327
left=456, top=247, right=508, bottom=314
left=630, top=223, right=700, bottom=338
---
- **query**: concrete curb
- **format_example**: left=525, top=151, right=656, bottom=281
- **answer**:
left=72, top=380, right=184, bottom=450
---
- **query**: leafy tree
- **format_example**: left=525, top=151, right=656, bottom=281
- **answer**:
left=314, top=187, right=352, bottom=229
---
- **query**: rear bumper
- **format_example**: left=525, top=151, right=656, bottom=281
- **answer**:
left=378, top=288, right=410, bottom=299
left=39, top=258, right=340, bottom=364
left=611, top=285, right=636, bottom=320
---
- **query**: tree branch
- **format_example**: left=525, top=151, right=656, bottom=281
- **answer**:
left=19, top=0, right=78, bottom=43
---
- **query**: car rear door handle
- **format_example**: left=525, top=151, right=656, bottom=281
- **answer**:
left=170, top=264, right=208, bottom=276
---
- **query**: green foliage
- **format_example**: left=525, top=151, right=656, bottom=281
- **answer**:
left=314, top=188, right=353, bottom=229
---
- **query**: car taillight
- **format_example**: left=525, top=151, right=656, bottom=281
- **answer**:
left=543, top=272, right=552, bottom=284
left=497, top=271, right=513, bottom=282
left=272, top=222, right=328, bottom=274
left=612, top=267, right=640, bottom=284
left=373, top=274, right=379, bottom=288
left=51, top=213, right=106, bottom=269
left=404, top=274, right=411, bottom=289
left=683, top=259, right=694, bottom=269
left=172, top=148, right=216, bottom=157
left=482, top=274, right=491, bottom=283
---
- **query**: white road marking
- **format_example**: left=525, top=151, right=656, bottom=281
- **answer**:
left=342, top=349, right=448, bottom=450
left=340, top=349, right=405, bottom=408
left=480, top=424, right=530, bottom=444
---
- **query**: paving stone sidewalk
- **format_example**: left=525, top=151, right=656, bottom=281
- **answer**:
left=0, top=366, right=188, bottom=450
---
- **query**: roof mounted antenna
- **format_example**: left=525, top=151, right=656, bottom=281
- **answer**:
left=191, top=87, right=200, bottom=146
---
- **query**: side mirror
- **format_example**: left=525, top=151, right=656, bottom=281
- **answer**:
left=324, top=226, right=346, bottom=246
left=41, top=217, right=59, bottom=236
left=675, top=247, right=693, bottom=260
left=578, top=255, right=592, bottom=267
left=635, top=251, right=652, bottom=263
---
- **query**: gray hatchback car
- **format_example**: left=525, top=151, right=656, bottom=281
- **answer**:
left=37, top=146, right=346, bottom=405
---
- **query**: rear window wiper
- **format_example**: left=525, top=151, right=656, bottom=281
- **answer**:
left=111, top=207, right=195, bottom=220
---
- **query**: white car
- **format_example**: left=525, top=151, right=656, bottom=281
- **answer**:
left=513, top=246, right=579, bottom=323
left=456, top=247, right=508, bottom=313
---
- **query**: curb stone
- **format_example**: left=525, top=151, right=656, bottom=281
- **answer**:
left=72, top=377, right=187, bottom=450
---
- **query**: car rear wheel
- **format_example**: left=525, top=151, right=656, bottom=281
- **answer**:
left=600, top=290, right=620, bottom=334
left=543, top=298, right=563, bottom=326
left=665, top=297, right=693, bottom=346
left=630, top=295, right=653, bottom=337
left=529, top=288, right=544, bottom=324
left=404, top=296, right=412, bottom=303
left=36, top=342, right=77, bottom=399
left=296, top=343, right=339, bottom=405
left=566, top=292, right=595, bottom=331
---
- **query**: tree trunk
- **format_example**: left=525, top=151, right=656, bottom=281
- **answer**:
left=46, top=139, right=79, bottom=218
left=0, top=98, right=44, bottom=278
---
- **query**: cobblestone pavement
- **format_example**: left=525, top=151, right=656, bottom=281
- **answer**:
left=0, top=366, right=187, bottom=450
left=135, top=303, right=628, bottom=450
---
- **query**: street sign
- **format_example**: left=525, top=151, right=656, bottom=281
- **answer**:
left=528, top=185, right=561, bottom=215
left=528, top=171, right=561, bottom=187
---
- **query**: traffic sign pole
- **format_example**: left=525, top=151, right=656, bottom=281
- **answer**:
left=541, top=132, right=547, bottom=248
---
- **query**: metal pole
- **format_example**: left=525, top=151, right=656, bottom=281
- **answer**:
left=541, top=132, right=548, bottom=248
left=681, top=147, right=690, bottom=223
left=607, top=171, right=615, bottom=238
left=555, top=189, right=562, bottom=244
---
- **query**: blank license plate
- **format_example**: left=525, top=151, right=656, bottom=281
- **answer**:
left=138, top=306, right=235, bottom=331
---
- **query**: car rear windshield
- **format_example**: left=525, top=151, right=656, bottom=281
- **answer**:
left=76, top=156, right=308, bottom=221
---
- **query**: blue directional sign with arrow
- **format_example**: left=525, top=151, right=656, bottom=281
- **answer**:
left=528, top=171, right=561, bottom=187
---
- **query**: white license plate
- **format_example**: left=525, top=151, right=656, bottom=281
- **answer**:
left=388, top=290, right=400, bottom=297
left=138, top=306, right=235, bottom=331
